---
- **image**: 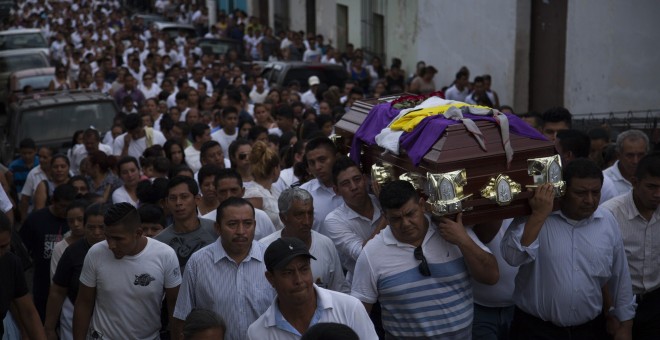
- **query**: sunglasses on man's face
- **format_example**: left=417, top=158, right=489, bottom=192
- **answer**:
left=238, top=153, right=249, bottom=160
left=414, top=246, right=431, bottom=277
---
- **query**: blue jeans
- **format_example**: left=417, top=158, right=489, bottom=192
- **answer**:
left=472, top=303, right=515, bottom=340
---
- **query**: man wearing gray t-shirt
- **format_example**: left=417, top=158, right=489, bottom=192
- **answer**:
left=155, top=176, right=218, bottom=270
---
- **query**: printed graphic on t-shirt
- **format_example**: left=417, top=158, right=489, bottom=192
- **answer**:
left=134, top=273, right=156, bottom=286
left=43, top=234, right=63, bottom=259
left=168, top=236, right=208, bottom=267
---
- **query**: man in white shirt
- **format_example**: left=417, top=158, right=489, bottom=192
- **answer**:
left=69, top=129, right=113, bottom=175
left=113, top=114, right=166, bottom=159
left=300, top=137, right=344, bottom=235
left=19, top=146, right=52, bottom=218
left=260, top=188, right=346, bottom=292
left=249, top=76, right=268, bottom=104
left=73, top=203, right=181, bottom=340
left=301, top=76, right=319, bottom=108
left=324, top=156, right=386, bottom=283
left=247, top=237, right=378, bottom=339
left=210, top=107, right=239, bottom=158
left=185, top=123, right=212, bottom=173
left=601, top=153, right=660, bottom=339
left=603, top=129, right=649, bottom=197
left=188, top=67, right=213, bottom=96
left=202, top=169, right=276, bottom=240
left=444, top=70, right=469, bottom=102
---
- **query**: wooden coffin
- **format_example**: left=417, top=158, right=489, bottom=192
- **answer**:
left=335, top=95, right=559, bottom=225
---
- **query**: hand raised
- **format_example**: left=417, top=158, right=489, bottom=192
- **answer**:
left=436, top=213, right=470, bottom=246
left=529, top=183, right=555, bottom=218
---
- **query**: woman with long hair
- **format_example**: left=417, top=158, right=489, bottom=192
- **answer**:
left=111, top=156, right=141, bottom=207
left=86, top=151, right=122, bottom=203
left=229, top=139, right=254, bottom=187
left=244, top=141, right=282, bottom=229
left=163, top=139, right=186, bottom=167
left=34, top=154, right=71, bottom=210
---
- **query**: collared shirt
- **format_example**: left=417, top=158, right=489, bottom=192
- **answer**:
left=173, top=239, right=275, bottom=340
left=501, top=208, right=636, bottom=326
left=600, top=175, right=618, bottom=204
left=601, top=191, right=660, bottom=294
left=351, top=218, right=488, bottom=339
left=603, top=161, right=633, bottom=197
left=247, top=285, right=378, bottom=340
left=300, top=179, right=344, bottom=236
left=260, top=230, right=347, bottom=292
left=324, top=194, right=381, bottom=275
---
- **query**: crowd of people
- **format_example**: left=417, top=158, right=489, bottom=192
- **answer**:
left=1, top=0, right=660, bottom=339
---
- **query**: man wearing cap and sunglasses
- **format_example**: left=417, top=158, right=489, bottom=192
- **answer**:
left=351, top=180, right=499, bottom=339
left=247, top=237, right=378, bottom=339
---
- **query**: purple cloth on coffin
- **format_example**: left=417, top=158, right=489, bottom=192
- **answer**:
left=400, top=111, right=548, bottom=166
left=350, top=102, right=401, bottom=165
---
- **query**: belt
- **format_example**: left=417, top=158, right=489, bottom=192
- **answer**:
left=636, top=287, right=660, bottom=303
left=515, top=307, right=603, bottom=332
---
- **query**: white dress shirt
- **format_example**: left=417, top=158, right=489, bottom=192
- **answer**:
left=603, top=161, right=633, bottom=197
left=247, top=285, right=378, bottom=340
left=601, top=190, right=660, bottom=294
left=300, top=179, right=344, bottom=236
left=323, top=194, right=381, bottom=275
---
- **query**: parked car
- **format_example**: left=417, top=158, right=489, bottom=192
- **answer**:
left=152, top=22, right=197, bottom=40
left=0, top=67, right=54, bottom=116
left=0, top=49, right=50, bottom=74
left=0, top=91, right=119, bottom=163
left=0, top=1, right=14, bottom=21
left=131, top=13, right=166, bottom=27
left=196, top=37, right=243, bottom=59
left=260, top=61, right=348, bottom=92
left=0, top=29, right=49, bottom=56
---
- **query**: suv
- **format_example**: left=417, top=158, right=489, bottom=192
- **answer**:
left=0, top=91, right=119, bottom=163
left=260, top=62, right=348, bottom=92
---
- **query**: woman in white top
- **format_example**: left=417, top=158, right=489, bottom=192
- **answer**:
left=244, top=141, right=283, bottom=229
left=112, top=156, right=141, bottom=207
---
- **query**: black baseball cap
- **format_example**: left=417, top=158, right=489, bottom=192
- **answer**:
left=265, top=237, right=316, bottom=272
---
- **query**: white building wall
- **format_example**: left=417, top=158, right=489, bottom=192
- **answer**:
left=316, top=0, right=337, bottom=46
left=383, top=0, right=419, bottom=77
left=336, top=0, right=363, bottom=48
left=289, top=0, right=307, bottom=33
left=412, top=0, right=521, bottom=108
left=564, top=0, right=660, bottom=115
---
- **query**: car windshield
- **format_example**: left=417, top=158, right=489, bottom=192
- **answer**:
left=18, top=102, right=116, bottom=144
left=163, top=28, right=195, bottom=40
left=16, top=74, right=53, bottom=92
left=0, top=54, right=48, bottom=73
left=199, top=40, right=239, bottom=55
left=0, top=32, right=48, bottom=50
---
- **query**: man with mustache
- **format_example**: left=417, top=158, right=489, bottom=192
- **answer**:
left=172, top=197, right=274, bottom=340
left=502, top=159, right=635, bottom=339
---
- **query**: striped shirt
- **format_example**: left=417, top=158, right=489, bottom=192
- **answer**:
left=173, top=239, right=275, bottom=340
left=501, top=208, right=636, bottom=326
left=351, top=219, right=487, bottom=338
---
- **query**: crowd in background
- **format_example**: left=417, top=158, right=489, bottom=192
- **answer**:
left=1, top=0, right=660, bottom=340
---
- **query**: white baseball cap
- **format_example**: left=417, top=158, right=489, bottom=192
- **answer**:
left=308, top=76, right=320, bottom=86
